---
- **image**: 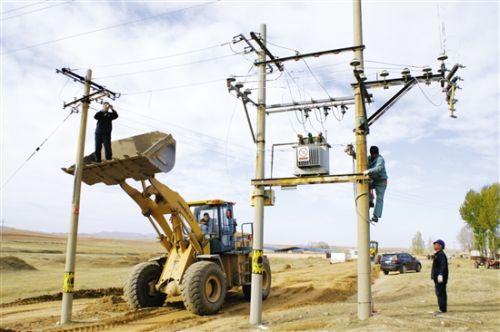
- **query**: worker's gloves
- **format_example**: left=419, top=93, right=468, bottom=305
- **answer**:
left=437, top=275, right=443, bottom=283
left=363, top=170, right=370, bottom=175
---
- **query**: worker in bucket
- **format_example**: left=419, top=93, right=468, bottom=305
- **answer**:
left=362, top=146, right=388, bottom=223
left=94, top=102, right=118, bottom=163
left=431, top=239, right=448, bottom=314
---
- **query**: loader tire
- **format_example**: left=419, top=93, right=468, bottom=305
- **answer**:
left=181, top=261, right=226, bottom=315
left=124, top=261, right=166, bottom=309
left=243, top=259, right=271, bottom=301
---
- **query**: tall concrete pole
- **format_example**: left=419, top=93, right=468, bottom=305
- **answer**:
left=249, top=23, right=266, bottom=326
left=60, top=69, right=92, bottom=325
left=353, top=0, right=372, bottom=320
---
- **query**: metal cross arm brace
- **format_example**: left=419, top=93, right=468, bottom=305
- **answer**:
left=353, top=70, right=370, bottom=134
left=250, top=32, right=284, bottom=71
left=63, top=90, right=109, bottom=109
left=251, top=173, right=370, bottom=188
left=254, top=45, right=365, bottom=68
left=57, top=68, right=120, bottom=99
left=233, top=34, right=274, bottom=73
left=367, top=79, right=415, bottom=127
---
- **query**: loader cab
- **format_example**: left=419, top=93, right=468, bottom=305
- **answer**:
left=190, top=200, right=237, bottom=254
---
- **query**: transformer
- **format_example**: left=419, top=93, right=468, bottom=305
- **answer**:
left=293, top=133, right=330, bottom=176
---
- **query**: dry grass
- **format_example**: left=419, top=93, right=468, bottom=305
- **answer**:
left=1, top=229, right=499, bottom=331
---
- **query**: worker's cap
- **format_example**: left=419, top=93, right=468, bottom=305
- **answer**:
left=433, top=239, right=445, bottom=249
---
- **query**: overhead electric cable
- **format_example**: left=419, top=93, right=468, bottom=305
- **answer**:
left=1, top=1, right=71, bottom=21
left=0, top=0, right=48, bottom=14
left=1, top=109, right=76, bottom=190
left=83, top=42, right=231, bottom=69
left=121, top=78, right=226, bottom=96
left=2, top=1, right=217, bottom=54
left=95, top=52, right=244, bottom=80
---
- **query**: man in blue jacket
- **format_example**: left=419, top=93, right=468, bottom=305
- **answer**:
left=431, top=239, right=448, bottom=314
left=363, top=146, right=388, bottom=223
left=94, top=102, right=118, bottom=162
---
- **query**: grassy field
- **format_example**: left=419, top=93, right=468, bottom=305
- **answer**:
left=1, top=229, right=162, bottom=303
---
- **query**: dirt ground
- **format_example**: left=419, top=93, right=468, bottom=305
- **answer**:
left=1, top=229, right=499, bottom=331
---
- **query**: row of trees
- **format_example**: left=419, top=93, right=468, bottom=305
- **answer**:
left=410, top=231, right=435, bottom=255
left=459, top=183, right=499, bottom=257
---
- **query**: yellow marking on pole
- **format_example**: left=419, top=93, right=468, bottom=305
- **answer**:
left=63, top=272, right=75, bottom=293
left=252, top=250, right=264, bottom=274
left=450, top=84, right=456, bottom=110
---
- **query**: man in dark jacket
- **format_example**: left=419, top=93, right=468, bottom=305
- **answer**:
left=431, top=239, right=448, bottom=313
left=94, top=102, right=118, bottom=162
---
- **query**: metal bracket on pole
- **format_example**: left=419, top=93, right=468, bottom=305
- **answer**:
left=242, top=100, right=256, bottom=143
left=250, top=31, right=284, bottom=71
left=57, top=68, right=120, bottom=99
left=354, top=70, right=370, bottom=134
left=62, top=90, right=109, bottom=109
left=367, top=80, right=416, bottom=127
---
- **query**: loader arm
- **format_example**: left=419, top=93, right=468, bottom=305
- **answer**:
left=119, top=178, right=208, bottom=255
left=119, top=177, right=211, bottom=295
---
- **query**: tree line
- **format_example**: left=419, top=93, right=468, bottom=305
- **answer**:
left=459, top=183, right=499, bottom=257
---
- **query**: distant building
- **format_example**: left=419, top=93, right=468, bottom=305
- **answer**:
left=273, top=246, right=305, bottom=253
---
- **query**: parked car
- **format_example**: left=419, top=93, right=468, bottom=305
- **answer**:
left=380, top=253, right=422, bottom=275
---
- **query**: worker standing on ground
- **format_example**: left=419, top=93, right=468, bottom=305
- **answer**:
left=431, top=239, right=448, bottom=314
left=362, top=146, right=388, bottom=223
left=94, top=102, right=118, bottom=162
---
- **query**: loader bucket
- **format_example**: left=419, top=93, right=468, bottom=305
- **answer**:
left=63, top=131, right=175, bottom=185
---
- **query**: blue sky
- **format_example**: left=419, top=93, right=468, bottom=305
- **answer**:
left=1, top=1, right=498, bottom=249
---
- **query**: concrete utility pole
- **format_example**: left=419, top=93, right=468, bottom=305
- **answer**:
left=60, top=69, right=92, bottom=325
left=353, top=0, right=372, bottom=320
left=249, top=23, right=266, bottom=326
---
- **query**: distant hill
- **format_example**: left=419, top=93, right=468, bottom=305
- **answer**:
left=0, top=226, right=155, bottom=241
left=79, top=231, right=156, bottom=240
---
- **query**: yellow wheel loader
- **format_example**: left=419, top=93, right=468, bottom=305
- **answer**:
left=64, top=131, right=271, bottom=315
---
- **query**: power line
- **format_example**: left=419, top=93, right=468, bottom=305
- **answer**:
left=1, top=1, right=71, bottom=21
left=121, top=78, right=226, bottom=96
left=109, top=101, right=255, bottom=153
left=266, top=40, right=299, bottom=53
left=0, top=0, right=48, bottom=15
left=2, top=1, right=217, bottom=55
left=302, top=58, right=332, bottom=99
left=364, top=60, right=424, bottom=69
left=1, top=109, right=76, bottom=190
left=80, top=42, right=231, bottom=70
left=414, top=78, right=443, bottom=107
left=95, top=52, right=244, bottom=80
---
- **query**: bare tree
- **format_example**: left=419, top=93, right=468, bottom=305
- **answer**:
left=456, top=225, right=474, bottom=252
left=411, top=231, right=425, bottom=255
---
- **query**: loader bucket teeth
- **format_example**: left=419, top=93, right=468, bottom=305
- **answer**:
left=62, top=131, right=176, bottom=185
